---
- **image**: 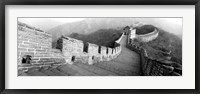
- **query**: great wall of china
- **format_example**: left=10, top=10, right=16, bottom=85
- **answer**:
left=18, top=22, right=182, bottom=76
left=127, top=27, right=182, bottom=76
left=128, top=26, right=159, bottom=43
left=17, top=22, right=123, bottom=73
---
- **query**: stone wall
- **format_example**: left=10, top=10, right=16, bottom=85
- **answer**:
left=61, top=33, right=124, bottom=65
left=62, top=37, right=84, bottom=64
left=115, top=33, right=124, bottom=43
left=18, top=21, right=124, bottom=75
left=136, top=29, right=159, bottom=42
left=17, top=22, right=65, bottom=74
left=100, top=46, right=108, bottom=61
left=129, top=28, right=159, bottom=42
left=127, top=34, right=182, bottom=76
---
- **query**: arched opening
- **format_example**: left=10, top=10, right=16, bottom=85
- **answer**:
left=98, top=46, right=101, bottom=54
left=92, top=56, right=94, bottom=60
left=83, top=42, right=89, bottom=53
left=22, top=55, right=32, bottom=64
left=106, top=48, right=108, bottom=54
left=112, top=48, right=114, bottom=54
left=71, top=56, right=75, bottom=62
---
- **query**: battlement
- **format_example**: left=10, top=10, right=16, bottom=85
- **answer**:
left=129, top=26, right=159, bottom=42
left=17, top=22, right=123, bottom=74
left=62, top=33, right=123, bottom=65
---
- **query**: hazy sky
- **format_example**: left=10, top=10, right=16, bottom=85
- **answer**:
left=18, top=18, right=182, bottom=37
left=158, top=18, right=182, bottom=26
left=18, top=18, right=86, bottom=24
left=18, top=18, right=86, bottom=31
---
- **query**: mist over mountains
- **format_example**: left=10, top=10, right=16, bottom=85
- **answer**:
left=18, top=18, right=64, bottom=31
left=47, top=18, right=182, bottom=41
left=19, top=18, right=182, bottom=41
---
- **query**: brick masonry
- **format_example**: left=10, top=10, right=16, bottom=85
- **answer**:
left=62, top=33, right=124, bottom=65
left=18, top=22, right=124, bottom=74
left=18, top=22, right=66, bottom=73
left=129, top=28, right=159, bottom=42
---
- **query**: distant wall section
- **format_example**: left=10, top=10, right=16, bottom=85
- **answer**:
left=129, top=28, right=159, bottom=42
left=62, top=33, right=124, bottom=65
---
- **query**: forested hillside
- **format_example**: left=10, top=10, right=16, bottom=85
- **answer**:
left=48, top=18, right=182, bottom=41
left=69, top=29, right=123, bottom=48
left=133, top=27, right=182, bottom=64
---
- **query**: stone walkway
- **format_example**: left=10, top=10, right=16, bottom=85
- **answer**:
left=20, top=35, right=141, bottom=76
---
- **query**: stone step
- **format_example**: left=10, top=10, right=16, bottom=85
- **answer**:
left=74, top=62, right=118, bottom=76
left=56, top=65, right=83, bottom=76
left=57, top=64, right=98, bottom=76
left=93, top=62, right=136, bottom=76
left=93, top=62, right=124, bottom=76
left=48, top=67, right=69, bottom=76
left=26, top=69, right=48, bottom=76
left=106, top=61, right=135, bottom=71
left=19, top=72, right=30, bottom=76
left=39, top=68, right=62, bottom=76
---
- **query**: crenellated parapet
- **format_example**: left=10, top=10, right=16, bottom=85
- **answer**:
left=128, top=25, right=159, bottom=42
left=17, top=22, right=124, bottom=74
left=61, top=32, right=124, bottom=65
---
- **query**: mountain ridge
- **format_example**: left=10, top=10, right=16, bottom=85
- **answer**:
left=47, top=18, right=182, bottom=41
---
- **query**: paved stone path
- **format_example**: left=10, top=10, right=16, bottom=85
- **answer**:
left=20, top=35, right=141, bottom=76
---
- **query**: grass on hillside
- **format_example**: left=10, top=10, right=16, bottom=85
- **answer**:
left=133, top=28, right=182, bottom=64
left=52, top=29, right=124, bottom=49
left=68, top=29, right=124, bottom=48
left=135, top=25, right=156, bottom=35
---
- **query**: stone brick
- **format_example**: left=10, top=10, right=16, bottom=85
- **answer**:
left=18, top=64, right=33, bottom=67
left=19, top=44, right=38, bottom=49
left=20, top=52, right=34, bottom=57
left=42, top=54, right=52, bottom=57
left=39, top=43, right=51, bottom=46
left=24, top=42, right=38, bottom=46
left=41, top=65, right=51, bottom=69
left=43, top=63, right=53, bottom=66
left=32, top=63, right=43, bottom=66
left=32, top=57, right=41, bottom=60
left=53, top=58, right=65, bottom=63
left=28, top=48, right=35, bottom=51
left=31, top=61, right=38, bottom=63
left=18, top=40, right=23, bottom=44
left=52, top=63, right=62, bottom=66
left=37, top=61, right=45, bottom=64
left=39, top=58, right=51, bottom=61
left=29, top=39, right=40, bottom=43
left=43, top=61, right=54, bottom=64
left=36, top=49, right=46, bottom=52
left=18, top=67, right=28, bottom=71
left=41, top=47, right=50, bottom=50
left=34, top=54, right=43, bottom=57
left=35, top=53, right=49, bottom=56
left=18, top=47, right=27, bottom=51
left=28, top=66, right=41, bottom=71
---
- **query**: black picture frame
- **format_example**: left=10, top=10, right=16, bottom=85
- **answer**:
left=0, top=0, right=199, bottom=94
